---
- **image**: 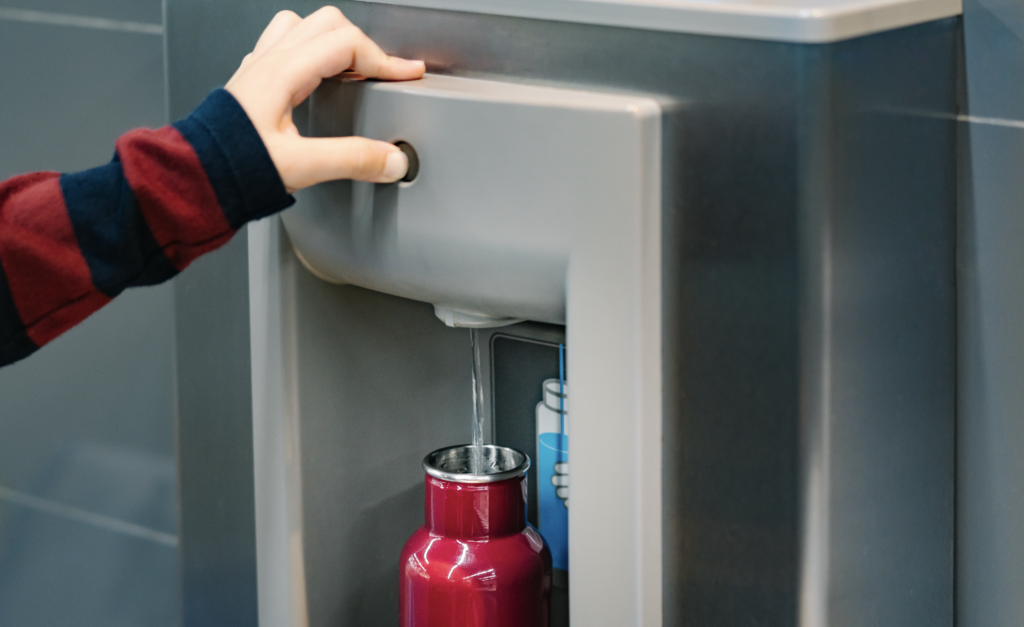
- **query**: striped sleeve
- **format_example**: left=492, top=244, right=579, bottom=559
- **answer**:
left=0, top=88, right=294, bottom=367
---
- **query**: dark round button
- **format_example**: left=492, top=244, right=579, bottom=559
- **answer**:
left=394, top=141, right=419, bottom=183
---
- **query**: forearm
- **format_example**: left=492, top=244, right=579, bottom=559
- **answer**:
left=0, top=6, right=424, bottom=369
left=0, top=89, right=294, bottom=367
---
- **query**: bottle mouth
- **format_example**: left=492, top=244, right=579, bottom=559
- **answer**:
left=423, top=444, right=530, bottom=484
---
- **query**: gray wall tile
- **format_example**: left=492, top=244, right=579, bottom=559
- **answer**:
left=0, top=288, right=176, bottom=490
left=0, top=12, right=178, bottom=627
left=964, top=0, right=1024, bottom=120
left=0, top=0, right=162, bottom=28
left=0, top=19, right=173, bottom=487
left=0, top=21, right=165, bottom=178
left=0, top=501, right=179, bottom=627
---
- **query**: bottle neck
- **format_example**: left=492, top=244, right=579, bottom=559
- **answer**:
left=424, top=474, right=527, bottom=539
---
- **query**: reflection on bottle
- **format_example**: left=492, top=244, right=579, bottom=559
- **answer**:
left=536, top=377, right=568, bottom=572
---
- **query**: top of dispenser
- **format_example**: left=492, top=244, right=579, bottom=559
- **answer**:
left=356, top=0, right=960, bottom=43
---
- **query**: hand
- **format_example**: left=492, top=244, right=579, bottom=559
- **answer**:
left=225, top=7, right=425, bottom=192
left=552, top=461, right=569, bottom=507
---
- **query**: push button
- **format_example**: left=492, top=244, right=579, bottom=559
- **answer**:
left=394, top=141, right=419, bottom=183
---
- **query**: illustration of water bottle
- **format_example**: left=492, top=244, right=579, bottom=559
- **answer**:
left=536, top=377, right=568, bottom=572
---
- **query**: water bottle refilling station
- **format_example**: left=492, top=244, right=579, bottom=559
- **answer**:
left=169, top=0, right=964, bottom=624
left=253, top=73, right=662, bottom=627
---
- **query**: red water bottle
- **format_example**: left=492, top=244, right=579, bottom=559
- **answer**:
left=400, top=444, right=552, bottom=627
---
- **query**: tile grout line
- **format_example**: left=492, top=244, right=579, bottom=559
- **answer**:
left=873, top=106, right=1024, bottom=130
left=0, top=485, right=178, bottom=547
left=0, top=7, right=162, bottom=35
left=955, top=114, right=1024, bottom=130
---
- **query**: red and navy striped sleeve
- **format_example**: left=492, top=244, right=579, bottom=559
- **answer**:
left=0, top=88, right=294, bottom=367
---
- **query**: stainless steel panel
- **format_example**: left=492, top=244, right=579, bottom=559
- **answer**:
left=348, top=0, right=962, bottom=43
left=167, top=3, right=273, bottom=624
left=168, top=1, right=959, bottom=624
left=174, top=234, right=260, bottom=627
left=797, top=30, right=958, bottom=626
left=959, top=0, right=1024, bottom=622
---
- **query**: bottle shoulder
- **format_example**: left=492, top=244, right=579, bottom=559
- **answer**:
left=400, top=525, right=552, bottom=586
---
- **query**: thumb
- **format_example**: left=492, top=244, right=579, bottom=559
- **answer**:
left=273, top=135, right=409, bottom=190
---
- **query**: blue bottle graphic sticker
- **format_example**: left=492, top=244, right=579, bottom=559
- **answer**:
left=536, top=350, right=568, bottom=571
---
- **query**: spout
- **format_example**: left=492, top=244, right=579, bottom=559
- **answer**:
left=433, top=305, right=522, bottom=328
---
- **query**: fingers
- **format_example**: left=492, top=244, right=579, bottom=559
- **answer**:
left=330, top=25, right=425, bottom=80
left=273, top=5, right=351, bottom=51
left=289, top=24, right=425, bottom=87
left=231, top=7, right=427, bottom=192
left=252, top=10, right=301, bottom=57
left=274, top=25, right=423, bottom=107
left=251, top=7, right=348, bottom=61
left=358, top=52, right=426, bottom=81
left=274, top=136, right=409, bottom=190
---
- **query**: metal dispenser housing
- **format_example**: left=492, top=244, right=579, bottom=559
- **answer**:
left=167, top=0, right=963, bottom=625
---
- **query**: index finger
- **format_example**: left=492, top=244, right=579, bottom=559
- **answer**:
left=251, top=10, right=302, bottom=57
left=271, top=5, right=353, bottom=51
left=287, top=24, right=424, bottom=88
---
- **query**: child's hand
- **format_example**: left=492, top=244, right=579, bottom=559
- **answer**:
left=225, top=7, right=425, bottom=192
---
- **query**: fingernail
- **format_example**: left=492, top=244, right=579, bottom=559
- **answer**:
left=382, top=150, right=408, bottom=182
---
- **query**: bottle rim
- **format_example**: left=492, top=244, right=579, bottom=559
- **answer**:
left=423, top=444, right=531, bottom=484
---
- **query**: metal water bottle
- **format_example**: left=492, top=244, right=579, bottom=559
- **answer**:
left=400, top=445, right=552, bottom=627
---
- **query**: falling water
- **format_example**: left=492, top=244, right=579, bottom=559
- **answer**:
left=470, top=328, right=485, bottom=474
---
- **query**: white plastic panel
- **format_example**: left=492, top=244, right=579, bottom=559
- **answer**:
left=356, top=0, right=961, bottom=43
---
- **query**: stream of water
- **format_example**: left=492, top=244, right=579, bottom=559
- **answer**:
left=469, top=328, right=485, bottom=474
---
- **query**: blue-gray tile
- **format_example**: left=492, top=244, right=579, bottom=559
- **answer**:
left=12, top=441, right=177, bottom=534
left=0, top=8, right=178, bottom=627
left=0, top=500, right=179, bottom=627
left=0, top=16, right=174, bottom=490
left=0, top=20, right=165, bottom=179
left=0, top=286, right=176, bottom=492
left=965, top=0, right=1024, bottom=120
left=0, top=0, right=162, bottom=28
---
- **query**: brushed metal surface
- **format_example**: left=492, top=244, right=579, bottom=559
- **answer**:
left=168, top=1, right=959, bottom=624
left=174, top=234, right=260, bottom=627
left=795, top=32, right=958, bottom=626
left=167, top=5, right=277, bottom=626
left=353, top=0, right=962, bottom=43
left=958, top=0, right=1024, bottom=624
